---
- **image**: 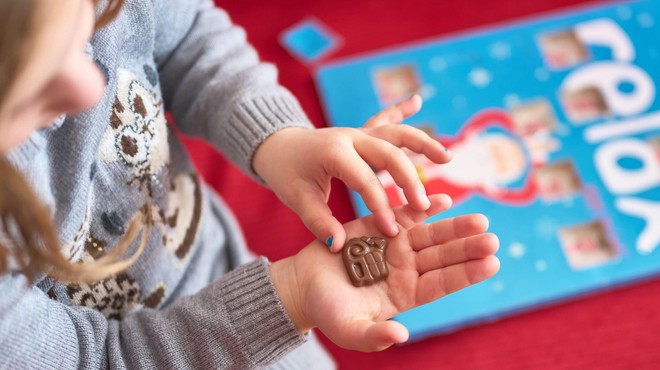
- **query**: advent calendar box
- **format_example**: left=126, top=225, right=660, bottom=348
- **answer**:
left=315, top=0, right=660, bottom=340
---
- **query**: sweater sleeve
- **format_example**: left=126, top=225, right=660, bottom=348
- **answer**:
left=154, top=0, right=313, bottom=180
left=0, top=258, right=307, bottom=369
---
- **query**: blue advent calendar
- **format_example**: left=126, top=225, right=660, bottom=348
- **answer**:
left=315, top=0, right=660, bottom=340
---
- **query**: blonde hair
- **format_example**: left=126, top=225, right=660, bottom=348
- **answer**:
left=0, top=0, right=149, bottom=283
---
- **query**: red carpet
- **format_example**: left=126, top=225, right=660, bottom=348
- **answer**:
left=182, top=1, right=660, bottom=368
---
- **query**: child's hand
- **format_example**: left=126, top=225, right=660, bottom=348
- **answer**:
left=253, top=95, right=451, bottom=252
left=270, top=194, right=499, bottom=351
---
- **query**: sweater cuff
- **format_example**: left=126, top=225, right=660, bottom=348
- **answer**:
left=218, top=257, right=307, bottom=365
left=223, top=93, right=314, bottom=181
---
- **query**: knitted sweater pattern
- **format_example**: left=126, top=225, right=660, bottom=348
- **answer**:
left=0, top=1, right=334, bottom=369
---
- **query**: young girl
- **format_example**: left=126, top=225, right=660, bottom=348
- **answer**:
left=0, top=0, right=500, bottom=368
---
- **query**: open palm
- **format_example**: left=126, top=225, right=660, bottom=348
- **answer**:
left=289, top=194, right=499, bottom=351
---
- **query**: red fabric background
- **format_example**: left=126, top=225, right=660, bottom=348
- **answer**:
left=185, top=1, right=660, bottom=368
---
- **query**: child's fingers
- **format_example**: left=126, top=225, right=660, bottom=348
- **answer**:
left=292, top=190, right=347, bottom=251
left=416, top=256, right=500, bottom=305
left=392, top=193, right=452, bottom=229
left=337, top=319, right=409, bottom=352
left=331, top=151, right=399, bottom=237
left=364, top=94, right=422, bottom=128
left=355, top=136, right=430, bottom=211
left=415, top=233, right=499, bottom=274
left=367, top=123, right=452, bottom=164
left=409, top=213, right=489, bottom=251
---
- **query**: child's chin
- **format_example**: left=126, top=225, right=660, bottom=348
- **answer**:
left=40, top=113, right=66, bottom=129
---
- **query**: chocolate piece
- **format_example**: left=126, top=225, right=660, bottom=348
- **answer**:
left=343, top=236, right=389, bottom=287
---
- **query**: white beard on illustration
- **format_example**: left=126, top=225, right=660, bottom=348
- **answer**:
left=377, top=133, right=527, bottom=201
left=429, top=134, right=526, bottom=191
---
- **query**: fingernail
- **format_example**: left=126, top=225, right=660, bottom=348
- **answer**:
left=391, top=220, right=399, bottom=234
left=420, top=195, right=431, bottom=208
left=326, top=236, right=333, bottom=249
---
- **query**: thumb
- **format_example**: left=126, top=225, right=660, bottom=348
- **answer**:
left=335, top=320, right=409, bottom=352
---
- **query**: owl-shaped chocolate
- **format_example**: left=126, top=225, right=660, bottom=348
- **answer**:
left=343, top=236, right=389, bottom=287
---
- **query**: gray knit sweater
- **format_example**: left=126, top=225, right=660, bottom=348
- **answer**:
left=0, top=0, right=334, bottom=368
